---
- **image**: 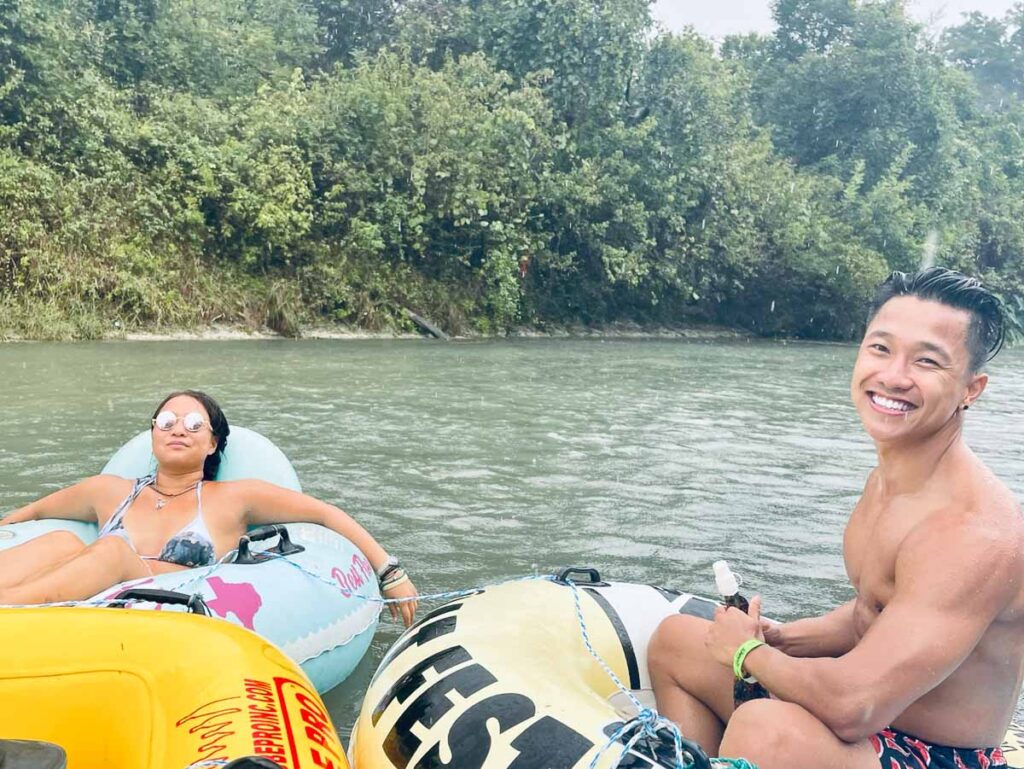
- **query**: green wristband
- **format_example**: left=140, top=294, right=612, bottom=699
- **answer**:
left=733, top=639, right=766, bottom=681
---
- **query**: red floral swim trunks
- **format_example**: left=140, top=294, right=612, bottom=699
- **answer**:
left=871, top=727, right=1006, bottom=769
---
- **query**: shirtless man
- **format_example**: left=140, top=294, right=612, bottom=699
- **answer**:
left=648, top=267, right=1021, bottom=769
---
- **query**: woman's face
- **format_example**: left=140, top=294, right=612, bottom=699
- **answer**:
left=150, top=394, right=218, bottom=473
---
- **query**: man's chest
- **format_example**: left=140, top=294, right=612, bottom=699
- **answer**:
left=844, top=500, right=925, bottom=609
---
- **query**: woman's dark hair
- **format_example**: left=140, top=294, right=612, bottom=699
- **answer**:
left=151, top=390, right=230, bottom=480
left=867, top=268, right=1006, bottom=373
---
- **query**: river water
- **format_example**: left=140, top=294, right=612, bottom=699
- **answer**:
left=1, top=338, right=1022, bottom=735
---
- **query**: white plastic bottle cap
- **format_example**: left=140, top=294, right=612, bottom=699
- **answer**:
left=713, top=560, right=740, bottom=597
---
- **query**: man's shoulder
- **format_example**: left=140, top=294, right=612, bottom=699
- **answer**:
left=922, top=454, right=1018, bottom=529
left=895, top=505, right=1024, bottom=624
left=959, top=463, right=1021, bottom=536
left=901, top=492, right=1023, bottom=585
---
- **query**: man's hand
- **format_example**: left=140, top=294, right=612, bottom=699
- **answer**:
left=706, top=595, right=765, bottom=668
left=762, top=616, right=785, bottom=649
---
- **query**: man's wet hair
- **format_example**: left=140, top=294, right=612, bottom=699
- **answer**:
left=867, top=267, right=1006, bottom=373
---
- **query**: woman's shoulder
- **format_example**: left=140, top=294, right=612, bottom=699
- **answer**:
left=71, top=474, right=137, bottom=515
left=201, top=479, right=300, bottom=519
left=204, top=478, right=296, bottom=496
left=88, top=473, right=139, bottom=491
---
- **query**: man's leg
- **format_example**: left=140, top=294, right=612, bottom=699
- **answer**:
left=721, top=699, right=879, bottom=769
left=648, top=614, right=738, bottom=754
left=649, top=615, right=881, bottom=769
left=0, top=536, right=151, bottom=605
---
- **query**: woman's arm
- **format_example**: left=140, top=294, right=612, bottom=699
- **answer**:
left=1, top=476, right=107, bottom=525
left=236, top=480, right=418, bottom=626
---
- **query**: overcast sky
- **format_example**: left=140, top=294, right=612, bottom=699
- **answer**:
left=651, top=0, right=1019, bottom=39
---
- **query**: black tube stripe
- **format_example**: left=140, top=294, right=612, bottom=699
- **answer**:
left=649, top=585, right=682, bottom=603
left=679, top=596, right=717, bottom=620
left=584, top=587, right=641, bottom=689
left=372, top=601, right=469, bottom=683
left=417, top=600, right=465, bottom=624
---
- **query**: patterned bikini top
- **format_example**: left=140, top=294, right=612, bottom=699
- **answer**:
left=98, top=475, right=217, bottom=568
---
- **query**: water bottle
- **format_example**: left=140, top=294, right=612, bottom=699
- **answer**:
left=713, top=560, right=770, bottom=706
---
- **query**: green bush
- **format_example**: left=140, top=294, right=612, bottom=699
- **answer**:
left=0, top=0, right=1020, bottom=340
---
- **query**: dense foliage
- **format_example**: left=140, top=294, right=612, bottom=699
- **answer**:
left=0, top=0, right=1021, bottom=339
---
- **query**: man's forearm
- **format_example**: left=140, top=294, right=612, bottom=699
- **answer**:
left=742, top=643, right=871, bottom=741
left=769, top=599, right=859, bottom=657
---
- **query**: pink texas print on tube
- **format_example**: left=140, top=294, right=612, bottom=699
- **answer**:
left=205, top=576, right=263, bottom=629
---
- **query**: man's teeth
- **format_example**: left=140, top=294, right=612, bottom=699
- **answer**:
left=871, top=393, right=914, bottom=412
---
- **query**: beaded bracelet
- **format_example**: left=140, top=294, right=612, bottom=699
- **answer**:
left=377, top=563, right=402, bottom=584
left=380, top=572, right=409, bottom=591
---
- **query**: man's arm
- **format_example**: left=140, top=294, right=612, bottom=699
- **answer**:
left=710, top=513, right=1019, bottom=742
left=764, top=599, right=859, bottom=658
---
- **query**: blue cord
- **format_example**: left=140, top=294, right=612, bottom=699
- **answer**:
left=560, top=578, right=757, bottom=769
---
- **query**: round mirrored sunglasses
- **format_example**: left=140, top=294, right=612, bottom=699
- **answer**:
left=152, top=410, right=207, bottom=433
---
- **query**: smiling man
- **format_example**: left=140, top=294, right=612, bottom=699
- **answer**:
left=649, top=268, right=1021, bottom=769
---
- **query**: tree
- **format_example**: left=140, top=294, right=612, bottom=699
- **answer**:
left=396, top=0, right=652, bottom=130
left=772, top=0, right=859, bottom=59
left=942, top=5, right=1024, bottom=102
left=751, top=2, right=971, bottom=209
left=314, top=0, right=397, bottom=67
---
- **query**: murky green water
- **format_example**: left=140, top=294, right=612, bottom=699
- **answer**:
left=1, top=338, right=1022, bottom=735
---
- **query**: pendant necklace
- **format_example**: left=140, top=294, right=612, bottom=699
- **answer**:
left=152, top=482, right=199, bottom=510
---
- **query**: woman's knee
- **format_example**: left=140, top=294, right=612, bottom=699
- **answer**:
left=5, top=530, right=87, bottom=561
left=44, top=529, right=88, bottom=554
left=87, top=535, right=151, bottom=579
left=86, top=535, right=136, bottom=564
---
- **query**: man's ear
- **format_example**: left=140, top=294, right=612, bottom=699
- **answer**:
left=964, top=372, right=988, bottom=409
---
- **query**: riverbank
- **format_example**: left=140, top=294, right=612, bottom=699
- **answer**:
left=0, top=320, right=753, bottom=343
left=0, top=317, right=753, bottom=344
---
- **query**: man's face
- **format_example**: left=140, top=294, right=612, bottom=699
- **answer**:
left=850, top=295, right=987, bottom=446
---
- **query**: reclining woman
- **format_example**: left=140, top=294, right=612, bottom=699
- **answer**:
left=0, top=390, right=418, bottom=626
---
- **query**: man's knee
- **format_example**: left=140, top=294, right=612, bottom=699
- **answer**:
left=721, top=700, right=803, bottom=763
left=648, top=614, right=709, bottom=675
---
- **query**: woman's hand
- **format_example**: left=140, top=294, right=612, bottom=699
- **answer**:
left=383, top=576, right=418, bottom=628
left=1, top=506, right=35, bottom=525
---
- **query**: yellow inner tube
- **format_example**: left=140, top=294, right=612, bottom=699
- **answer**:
left=0, top=607, right=348, bottom=769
